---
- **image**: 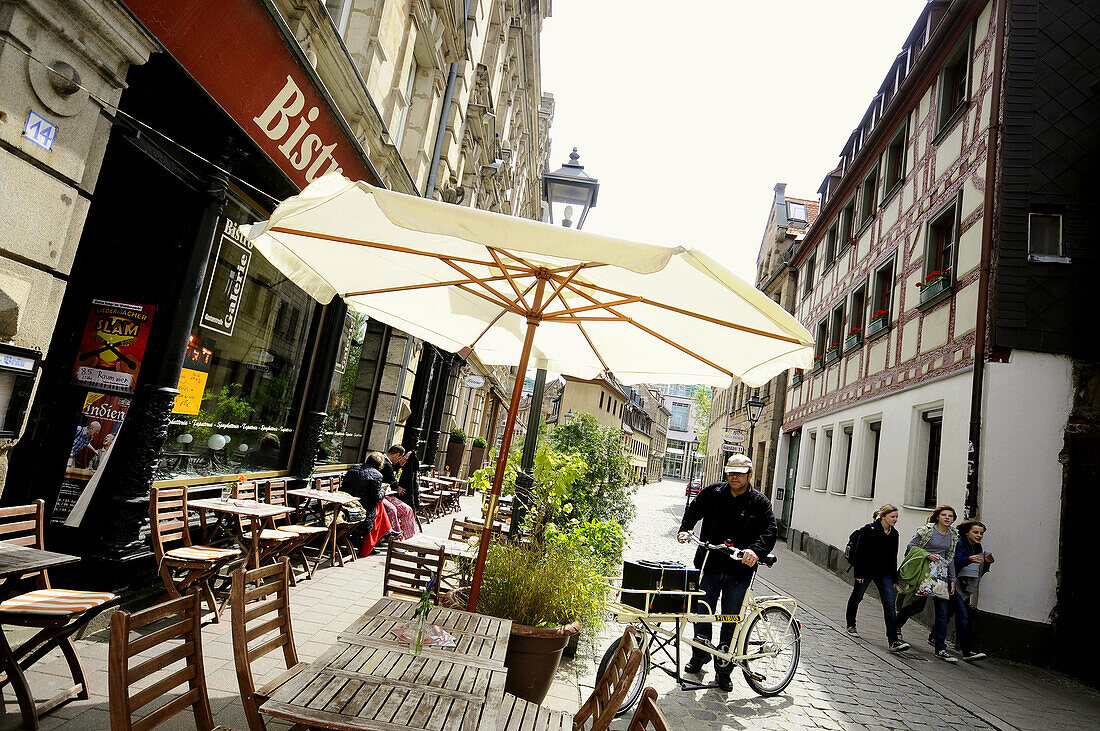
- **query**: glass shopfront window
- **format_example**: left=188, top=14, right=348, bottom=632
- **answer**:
left=162, top=195, right=317, bottom=479
left=317, top=311, right=369, bottom=465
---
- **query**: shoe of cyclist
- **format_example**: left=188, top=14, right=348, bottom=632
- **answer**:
left=845, top=626, right=859, bottom=637
left=716, top=674, right=734, bottom=692
left=684, top=657, right=707, bottom=675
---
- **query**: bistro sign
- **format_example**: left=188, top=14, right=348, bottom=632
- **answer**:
left=123, top=0, right=378, bottom=190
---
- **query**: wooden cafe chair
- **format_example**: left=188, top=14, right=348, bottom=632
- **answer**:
left=382, top=540, right=445, bottom=602
left=625, top=688, right=670, bottom=731
left=0, top=500, right=119, bottom=721
left=230, top=558, right=309, bottom=731
left=149, top=486, right=240, bottom=622
left=108, top=590, right=236, bottom=731
left=263, top=479, right=327, bottom=580
left=497, top=626, right=643, bottom=731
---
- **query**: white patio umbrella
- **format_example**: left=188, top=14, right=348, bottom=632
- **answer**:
left=243, top=174, right=813, bottom=608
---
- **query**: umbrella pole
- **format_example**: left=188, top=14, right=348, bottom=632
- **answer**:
left=466, top=279, right=546, bottom=611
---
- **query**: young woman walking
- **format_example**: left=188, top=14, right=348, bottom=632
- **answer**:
left=952, top=519, right=995, bottom=661
left=845, top=505, right=910, bottom=652
left=896, top=505, right=960, bottom=663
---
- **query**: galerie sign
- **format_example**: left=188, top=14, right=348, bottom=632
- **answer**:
left=200, top=219, right=252, bottom=337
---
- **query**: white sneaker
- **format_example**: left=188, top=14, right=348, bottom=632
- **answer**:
left=846, top=626, right=859, bottom=637
left=935, top=649, right=958, bottom=664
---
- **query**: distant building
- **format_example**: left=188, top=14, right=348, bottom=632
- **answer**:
left=652, top=384, right=704, bottom=481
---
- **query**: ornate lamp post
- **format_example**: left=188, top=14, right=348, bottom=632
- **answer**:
left=511, top=151, right=600, bottom=538
left=745, top=395, right=766, bottom=478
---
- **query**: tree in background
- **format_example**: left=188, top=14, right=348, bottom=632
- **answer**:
left=692, top=385, right=711, bottom=452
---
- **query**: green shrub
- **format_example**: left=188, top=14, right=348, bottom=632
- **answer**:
left=476, top=540, right=607, bottom=631
left=472, top=436, right=488, bottom=448
left=450, top=427, right=467, bottom=444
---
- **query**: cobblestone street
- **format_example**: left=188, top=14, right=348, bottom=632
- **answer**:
left=561, top=478, right=1100, bottom=731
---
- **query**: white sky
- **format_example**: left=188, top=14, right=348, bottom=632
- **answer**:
left=539, top=0, right=928, bottom=281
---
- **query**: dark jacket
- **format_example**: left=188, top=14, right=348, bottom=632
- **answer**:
left=342, top=464, right=383, bottom=531
left=679, top=482, right=777, bottom=578
left=852, top=520, right=900, bottom=581
left=379, top=459, right=397, bottom=488
left=395, top=453, right=420, bottom=509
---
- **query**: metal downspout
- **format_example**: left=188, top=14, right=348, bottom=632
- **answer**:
left=965, top=0, right=1008, bottom=519
left=425, top=62, right=459, bottom=198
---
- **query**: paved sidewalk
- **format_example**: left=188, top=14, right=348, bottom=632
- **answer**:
left=556, top=478, right=1100, bottom=731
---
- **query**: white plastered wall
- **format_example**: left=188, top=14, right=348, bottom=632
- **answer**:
left=977, top=351, right=1071, bottom=624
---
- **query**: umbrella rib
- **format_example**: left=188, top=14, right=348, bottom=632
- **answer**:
left=462, top=278, right=539, bottom=351
left=576, top=322, right=611, bottom=372
left=565, top=279, right=806, bottom=346
left=443, top=258, right=531, bottom=312
left=342, top=273, right=512, bottom=298
left=541, top=296, right=640, bottom=318
left=535, top=265, right=586, bottom=317
left=561, top=281, right=733, bottom=378
left=543, top=284, right=612, bottom=372
left=486, top=248, right=530, bottom=311
left=455, top=283, right=525, bottom=314
left=268, top=227, right=530, bottom=273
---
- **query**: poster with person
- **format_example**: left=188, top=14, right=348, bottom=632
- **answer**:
left=52, top=392, right=131, bottom=525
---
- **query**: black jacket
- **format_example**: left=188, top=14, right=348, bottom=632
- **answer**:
left=852, top=520, right=900, bottom=581
left=679, top=482, right=777, bottom=578
left=395, top=453, right=420, bottom=508
left=379, top=459, right=397, bottom=488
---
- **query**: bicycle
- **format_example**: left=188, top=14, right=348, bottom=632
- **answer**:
left=599, top=534, right=801, bottom=715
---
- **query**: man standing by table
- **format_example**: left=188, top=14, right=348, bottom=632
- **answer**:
left=677, top=453, right=777, bottom=691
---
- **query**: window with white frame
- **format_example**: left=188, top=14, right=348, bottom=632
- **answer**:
left=393, top=56, right=419, bottom=149
left=802, top=252, right=816, bottom=299
left=799, top=430, right=816, bottom=488
left=883, top=121, right=908, bottom=196
left=854, top=418, right=882, bottom=499
left=836, top=423, right=854, bottom=494
left=840, top=197, right=856, bottom=251
left=324, top=0, right=353, bottom=34
left=906, top=406, right=943, bottom=508
left=924, top=197, right=959, bottom=285
left=787, top=201, right=807, bottom=223
left=936, top=32, right=972, bottom=134
left=823, top=223, right=838, bottom=271
left=870, top=257, right=895, bottom=329
left=859, top=164, right=879, bottom=228
left=1029, top=212, right=1066, bottom=261
left=817, top=428, right=833, bottom=491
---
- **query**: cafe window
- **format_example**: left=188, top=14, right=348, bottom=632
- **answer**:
left=318, top=311, right=370, bottom=465
left=164, top=195, right=318, bottom=479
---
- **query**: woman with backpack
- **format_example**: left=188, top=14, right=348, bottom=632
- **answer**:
left=845, top=504, right=911, bottom=652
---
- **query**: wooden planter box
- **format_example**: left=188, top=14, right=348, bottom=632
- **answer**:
left=824, top=348, right=840, bottom=365
left=812, top=360, right=824, bottom=374
left=843, top=333, right=862, bottom=352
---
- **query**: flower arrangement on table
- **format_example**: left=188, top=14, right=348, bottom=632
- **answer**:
left=915, top=268, right=952, bottom=289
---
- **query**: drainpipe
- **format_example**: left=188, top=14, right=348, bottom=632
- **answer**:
left=965, top=0, right=1007, bottom=519
left=425, top=62, right=459, bottom=198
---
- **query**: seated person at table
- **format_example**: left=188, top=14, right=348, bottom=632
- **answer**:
left=386, top=445, right=420, bottom=509
left=359, top=452, right=402, bottom=555
left=342, top=463, right=382, bottom=542
left=373, top=452, right=418, bottom=539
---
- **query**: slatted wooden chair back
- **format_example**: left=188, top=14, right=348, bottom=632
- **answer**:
left=624, top=688, right=670, bottom=731
left=108, top=590, right=219, bottom=731
left=314, top=476, right=333, bottom=492
left=448, top=518, right=500, bottom=543
left=383, top=540, right=445, bottom=602
left=574, top=626, right=642, bottom=731
left=329, top=474, right=343, bottom=491
left=231, top=558, right=300, bottom=731
left=0, top=501, right=48, bottom=589
left=149, top=486, right=193, bottom=559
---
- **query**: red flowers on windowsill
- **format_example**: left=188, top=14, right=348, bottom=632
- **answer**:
left=916, top=268, right=952, bottom=289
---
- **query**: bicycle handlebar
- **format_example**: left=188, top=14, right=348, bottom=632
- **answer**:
left=682, top=533, right=778, bottom=568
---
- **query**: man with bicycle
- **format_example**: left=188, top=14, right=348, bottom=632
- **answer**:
left=677, top=453, right=777, bottom=691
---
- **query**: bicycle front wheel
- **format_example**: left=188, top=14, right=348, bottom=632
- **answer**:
left=596, top=632, right=650, bottom=716
left=739, top=606, right=800, bottom=696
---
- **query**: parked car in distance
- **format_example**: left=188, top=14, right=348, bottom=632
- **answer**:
left=685, top=477, right=702, bottom=498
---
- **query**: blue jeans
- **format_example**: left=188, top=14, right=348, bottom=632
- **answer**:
left=846, top=575, right=899, bottom=643
left=951, top=591, right=973, bottom=653
left=896, top=595, right=951, bottom=652
left=690, top=572, right=752, bottom=676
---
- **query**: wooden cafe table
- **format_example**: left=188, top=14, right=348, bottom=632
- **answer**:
left=187, top=498, right=294, bottom=569
left=260, top=596, right=511, bottom=730
left=286, top=488, right=359, bottom=570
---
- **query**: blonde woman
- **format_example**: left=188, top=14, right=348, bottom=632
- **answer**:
left=845, top=505, right=910, bottom=652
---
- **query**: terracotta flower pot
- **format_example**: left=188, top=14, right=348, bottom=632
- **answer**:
left=441, top=590, right=580, bottom=704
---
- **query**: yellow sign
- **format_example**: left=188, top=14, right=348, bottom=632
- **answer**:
left=715, top=614, right=741, bottom=623
left=172, top=367, right=209, bottom=415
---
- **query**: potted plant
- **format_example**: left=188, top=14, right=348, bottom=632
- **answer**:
left=445, top=427, right=466, bottom=477
left=467, top=436, right=488, bottom=477
left=916, top=268, right=952, bottom=304
left=824, top=341, right=841, bottom=365
left=844, top=325, right=862, bottom=351
left=867, top=309, right=890, bottom=337
left=812, top=353, right=825, bottom=373
left=791, top=368, right=804, bottom=387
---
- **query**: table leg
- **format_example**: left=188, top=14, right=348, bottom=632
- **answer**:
left=249, top=519, right=261, bottom=569
left=0, top=627, right=39, bottom=730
